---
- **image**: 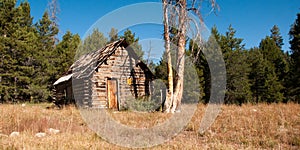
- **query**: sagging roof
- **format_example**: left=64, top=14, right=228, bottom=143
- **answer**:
left=70, top=39, right=129, bottom=79
left=53, top=38, right=154, bottom=85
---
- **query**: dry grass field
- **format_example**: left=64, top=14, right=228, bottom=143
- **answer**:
left=1, top=103, right=300, bottom=149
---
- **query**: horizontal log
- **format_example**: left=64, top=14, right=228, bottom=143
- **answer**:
left=92, top=101, right=107, bottom=106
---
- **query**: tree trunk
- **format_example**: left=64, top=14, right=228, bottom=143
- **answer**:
left=163, top=0, right=174, bottom=113
left=171, top=0, right=187, bottom=113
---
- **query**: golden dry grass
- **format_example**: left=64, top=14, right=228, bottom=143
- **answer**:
left=0, top=103, right=300, bottom=149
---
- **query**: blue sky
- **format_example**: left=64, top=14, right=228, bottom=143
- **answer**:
left=26, top=0, right=300, bottom=52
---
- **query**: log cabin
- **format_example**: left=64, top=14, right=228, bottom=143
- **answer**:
left=53, top=39, right=154, bottom=110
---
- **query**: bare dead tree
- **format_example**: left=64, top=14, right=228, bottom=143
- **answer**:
left=163, top=0, right=174, bottom=113
left=146, top=41, right=152, bottom=66
left=48, top=0, right=60, bottom=45
left=162, top=0, right=218, bottom=113
left=170, top=0, right=187, bottom=113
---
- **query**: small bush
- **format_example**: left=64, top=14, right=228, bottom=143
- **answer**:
left=124, top=96, right=162, bottom=112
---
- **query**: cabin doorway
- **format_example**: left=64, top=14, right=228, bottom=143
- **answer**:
left=107, top=78, right=119, bottom=110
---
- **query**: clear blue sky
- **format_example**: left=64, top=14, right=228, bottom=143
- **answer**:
left=26, top=0, right=300, bottom=52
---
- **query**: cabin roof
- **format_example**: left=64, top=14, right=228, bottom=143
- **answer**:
left=53, top=39, right=154, bottom=86
left=70, top=39, right=130, bottom=79
left=53, top=73, right=73, bottom=86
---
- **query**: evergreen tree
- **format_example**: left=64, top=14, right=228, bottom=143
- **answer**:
left=187, top=39, right=209, bottom=103
left=54, top=31, right=80, bottom=78
left=155, top=54, right=169, bottom=84
left=248, top=48, right=284, bottom=103
left=0, top=0, right=16, bottom=37
left=259, top=36, right=286, bottom=102
left=260, top=36, right=289, bottom=80
left=260, top=36, right=281, bottom=64
left=33, top=11, right=59, bottom=101
left=0, top=1, right=81, bottom=103
left=108, top=27, right=118, bottom=42
left=248, top=48, right=267, bottom=103
left=0, top=0, right=39, bottom=102
left=216, top=25, right=252, bottom=104
left=269, top=26, right=290, bottom=101
left=270, top=25, right=284, bottom=49
left=200, top=32, right=223, bottom=104
left=77, top=28, right=108, bottom=58
left=0, top=0, right=17, bottom=102
left=289, top=12, right=300, bottom=102
left=120, top=29, right=144, bottom=59
left=226, top=49, right=252, bottom=104
left=36, top=12, right=59, bottom=50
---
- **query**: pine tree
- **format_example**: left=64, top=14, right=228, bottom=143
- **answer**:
left=269, top=26, right=290, bottom=102
left=77, top=28, right=108, bottom=58
left=33, top=11, right=59, bottom=101
left=187, top=39, right=208, bottom=103
left=0, top=0, right=39, bottom=102
left=289, top=12, right=300, bottom=102
left=270, top=25, right=284, bottom=49
left=260, top=36, right=281, bottom=64
left=54, top=31, right=80, bottom=78
left=120, top=29, right=144, bottom=60
left=248, top=48, right=267, bottom=103
left=155, top=54, right=169, bottom=84
left=200, top=31, right=222, bottom=104
left=36, top=12, right=59, bottom=49
left=216, top=25, right=252, bottom=104
left=249, top=48, right=284, bottom=103
left=247, top=36, right=285, bottom=103
left=0, top=0, right=17, bottom=102
left=260, top=36, right=289, bottom=79
left=108, top=27, right=118, bottom=42
left=258, top=36, right=285, bottom=102
left=0, top=1, right=82, bottom=103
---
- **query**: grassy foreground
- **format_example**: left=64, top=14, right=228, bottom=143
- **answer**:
left=0, top=103, right=300, bottom=149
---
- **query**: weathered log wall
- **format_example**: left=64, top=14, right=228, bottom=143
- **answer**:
left=73, top=77, right=92, bottom=108
left=91, top=46, right=150, bottom=109
left=54, top=39, right=152, bottom=109
left=54, top=80, right=73, bottom=105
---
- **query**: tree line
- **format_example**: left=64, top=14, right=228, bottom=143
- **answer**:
left=0, top=0, right=299, bottom=105
left=155, top=14, right=300, bottom=105
left=0, top=0, right=144, bottom=103
left=0, top=0, right=81, bottom=102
